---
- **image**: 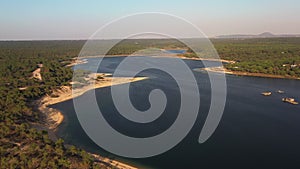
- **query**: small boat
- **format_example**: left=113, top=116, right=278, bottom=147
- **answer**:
left=261, top=92, right=272, bottom=96
left=282, top=98, right=299, bottom=105
left=277, top=90, right=285, bottom=94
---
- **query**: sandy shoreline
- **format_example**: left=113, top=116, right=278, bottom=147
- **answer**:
left=38, top=74, right=147, bottom=129
left=91, top=154, right=138, bottom=169
left=200, top=66, right=300, bottom=80
left=175, top=55, right=235, bottom=64
left=78, top=53, right=235, bottom=63
left=66, top=58, right=88, bottom=67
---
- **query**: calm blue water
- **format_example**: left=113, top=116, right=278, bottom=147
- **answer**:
left=51, top=56, right=300, bottom=169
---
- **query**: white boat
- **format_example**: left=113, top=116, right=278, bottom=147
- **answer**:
left=282, top=98, right=299, bottom=105
left=261, top=92, right=272, bottom=96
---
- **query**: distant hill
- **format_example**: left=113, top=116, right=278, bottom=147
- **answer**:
left=216, top=32, right=300, bottom=39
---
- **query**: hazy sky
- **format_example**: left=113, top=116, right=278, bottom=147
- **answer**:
left=1, top=0, right=299, bottom=40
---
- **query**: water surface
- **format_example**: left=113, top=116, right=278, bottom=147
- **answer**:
left=52, top=56, right=300, bottom=169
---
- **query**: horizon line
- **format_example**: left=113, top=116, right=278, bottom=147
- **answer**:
left=1, top=32, right=300, bottom=41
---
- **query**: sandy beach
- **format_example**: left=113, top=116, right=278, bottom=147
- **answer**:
left=66, top=58, right=88, bottom=67
left=200, top=66, right=300, bottom=80
left=91, top=154, right=138, bottom=169
left=176, top=55, right=236, bottom=64
left=38, top=73, right=147, bottom=129
left=78, top=53, right=235, bottom=64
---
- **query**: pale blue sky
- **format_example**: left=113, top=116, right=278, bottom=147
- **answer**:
left=0, top=0, right=299, bottom=40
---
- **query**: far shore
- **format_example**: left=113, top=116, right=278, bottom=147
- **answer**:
left=75, top=53, right=299, bottom=80
left=77, top=54, right=300, bottom=80
left=77, top=53, right=235, bottom=63
left=200, top=66, right=300, bottom=80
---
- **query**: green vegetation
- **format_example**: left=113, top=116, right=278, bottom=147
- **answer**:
left=213, top=38, right=300, bottom=77
left=79, top=39, right=186, bottom=56
left=0, top=41, right=106, bottom=168
left=184, top=38, right=300, bottom=78
left=106, top=39, right=186, bottom=55
left=0, top=38, right=299, bottom=168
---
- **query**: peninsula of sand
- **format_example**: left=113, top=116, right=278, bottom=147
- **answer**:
left=37, top=73, right=147, bottom=130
